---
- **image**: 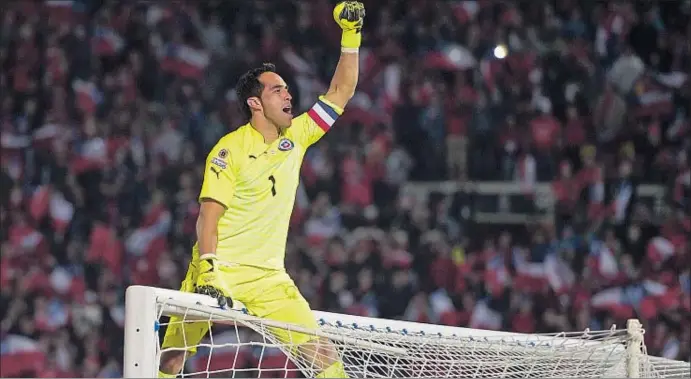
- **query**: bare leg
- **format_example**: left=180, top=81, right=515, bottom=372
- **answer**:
left=297, top=337, right=347, bottom=378
left=159, top=350, right=186, bottom=377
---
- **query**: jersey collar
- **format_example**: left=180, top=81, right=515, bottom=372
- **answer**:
left=244, top=123, right=284, bottom=157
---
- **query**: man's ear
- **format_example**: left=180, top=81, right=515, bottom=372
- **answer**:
left=247, top=97, right=262, bottom=112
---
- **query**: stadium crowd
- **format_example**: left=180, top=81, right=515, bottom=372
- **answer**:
left=1, top=0, right=689, bottom=377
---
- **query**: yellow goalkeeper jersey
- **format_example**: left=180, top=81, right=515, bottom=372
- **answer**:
left=195, top=96, right=343, bottom=270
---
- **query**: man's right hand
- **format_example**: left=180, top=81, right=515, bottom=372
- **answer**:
left=195, top=255, right=233, bottom=308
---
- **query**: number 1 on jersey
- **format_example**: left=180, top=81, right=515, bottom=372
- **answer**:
left=268, top=175, right=276, bottom=196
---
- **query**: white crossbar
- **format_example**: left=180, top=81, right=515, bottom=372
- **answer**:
left=123, top=285, right=690, bottom=378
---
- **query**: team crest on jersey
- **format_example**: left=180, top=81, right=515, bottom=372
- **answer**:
left=278, top=138, right=294, bottom=151
left=218, top=149, right=228, bottom=158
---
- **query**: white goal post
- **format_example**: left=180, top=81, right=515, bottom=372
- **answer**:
left=123, top=285, right=690, bottom=378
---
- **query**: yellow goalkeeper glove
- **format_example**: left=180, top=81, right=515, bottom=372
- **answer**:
left=333, top=1, right=366, bottom=50
left=195, top=254, right=233, bottom=308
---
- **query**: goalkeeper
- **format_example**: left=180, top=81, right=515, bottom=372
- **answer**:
left=158, top=2, right=364, bottom=378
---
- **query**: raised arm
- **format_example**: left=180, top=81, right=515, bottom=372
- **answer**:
left=323, top=1, right=365, bottom=110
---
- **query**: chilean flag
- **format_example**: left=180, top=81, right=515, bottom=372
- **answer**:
left=512, top=249, right=547, bottom=293
left=590, top=286, right=632, bottom=317
left=592, top=281, right=671, bottom=319
left=126, top=206, right=171, bottom=257
left=1, top=335, right=40, bottom=355
left=307, top=99, right=340, bottom=133
left=0, top=335, right=46, bottom=377
left=125, top=228, right=158, bottom=257
left=175, top=45, right=210, bottom=79
left=647, top=236, right=675, bottom=264
left=632, top=76, right=674, bottom=117
left=92, top=26, right=124, bottom=56
left=639, top=280, right=680, bottom=318
left=71, top=137, right=107, bottom=174
left=588, top=239, right=619, bottom=280
left=72, top=79, right=103, bottom=115
left=545, top=253, right=575, bottom=295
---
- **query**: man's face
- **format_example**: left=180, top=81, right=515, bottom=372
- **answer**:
left=256, top=72, right=293, bottom=128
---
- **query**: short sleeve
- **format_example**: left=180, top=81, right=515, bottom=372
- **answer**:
left=290, top=96, right=344, bottom=147
left=199, top=143, right=236, bottom=208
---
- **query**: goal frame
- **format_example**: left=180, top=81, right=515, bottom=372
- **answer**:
left=123, top=285, right=646, bottom=378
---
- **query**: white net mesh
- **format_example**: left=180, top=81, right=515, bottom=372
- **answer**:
left=146, top=293, right=691, bottom=379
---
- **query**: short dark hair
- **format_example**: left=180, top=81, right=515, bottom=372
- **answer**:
left=235, top=63, right=276, bottom=120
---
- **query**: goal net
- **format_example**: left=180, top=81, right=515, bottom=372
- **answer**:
left=123, top=285, right=690, bottom=378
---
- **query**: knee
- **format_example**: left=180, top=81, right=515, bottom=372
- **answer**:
left=298, top=337, right=337, bottom=363
left=314, top=338, right=339, bottom=362
left=160, top=350, right=186, bottom=375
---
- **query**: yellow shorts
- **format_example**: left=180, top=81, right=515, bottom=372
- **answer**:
left=161, top=260, right=319, bottom=355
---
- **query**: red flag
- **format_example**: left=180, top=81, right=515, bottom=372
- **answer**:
left=591, top=286, right=629, bottom=316
left=91, top=27, right=124, bottom=56
left=512, top=249, right=547, bottom=293
left=647, top=236, right=675, bottom=264
left=165, top=45, right=210, bottom=79
left=87, top=224, right=123, bottom=277
left=0, top=335, right=46, bottom=377
left=588, top=241, right=619, bottom=280
left=545, top=253, right=575, bottom=295
left=72, top=79, right=103, bottom=115
left=29, top=185, right=51, bottom=222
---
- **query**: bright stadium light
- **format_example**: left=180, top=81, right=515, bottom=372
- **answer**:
left=493, top=44, right=508, bottom=59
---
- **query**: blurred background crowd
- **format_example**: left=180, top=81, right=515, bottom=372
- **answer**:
left=1, top=0, right=689, bottom=377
